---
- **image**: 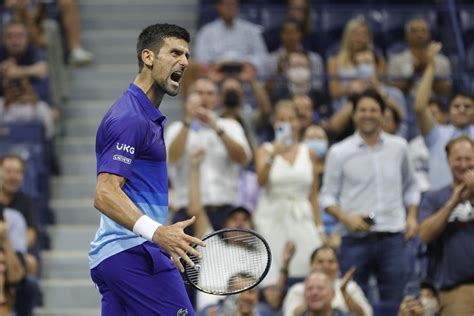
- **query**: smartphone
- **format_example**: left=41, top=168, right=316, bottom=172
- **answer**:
left=404, top=281, right=420, bottom=298
left=274, top=122, right=293, bottom=147
left=363, top=212, right=375, bottom=226
left=219, top=62, right=243, bottom=74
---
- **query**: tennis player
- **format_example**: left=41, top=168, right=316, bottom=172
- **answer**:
left=89, top=23, right=205, bottom=316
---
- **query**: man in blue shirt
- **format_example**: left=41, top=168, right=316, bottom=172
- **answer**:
left=320, top=89, right=420, bottom=303
left=419, top=135, right=474, bottom=315
left=90, top=23, right=205, bottom=316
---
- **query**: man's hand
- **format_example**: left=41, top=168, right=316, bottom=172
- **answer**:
left=239, top=62, right=257, bottom=82
left=184, top=93, right=201, bottom=124
left=463, top=169, right=474, bottom=194
left=4, top=63, right=25, bottom=79
left=449, top=182, right=469, bottom=207
left=426, top=41, right=442, bottom=66
left=340, top=266, right=356, bottom=293
left=398, top=296, right=424, bottom=316
left=282, top=240, right=296, bottom=269
left=404, top=215, right=418, bottom=240
left=152, top=217, right=205, bottom=272
left=195, top=107, right=218, bottom=131
left=341, top=213, right=370, bottom=232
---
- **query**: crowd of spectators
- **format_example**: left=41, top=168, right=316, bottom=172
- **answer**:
left=0, top=0, right=92, bottom=315
left=167, top=0, right=474, bottom=315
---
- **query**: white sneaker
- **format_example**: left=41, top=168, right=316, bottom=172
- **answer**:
left=70, top=47, right=94, bottom=66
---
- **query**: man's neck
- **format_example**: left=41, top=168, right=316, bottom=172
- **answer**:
left=358, top=129, right=381, bottom=147
left=133, top=73, right=164, bottom=108
left=222, top=17, right=236, bottom=27
left=409, top=45, right=428, bottom=55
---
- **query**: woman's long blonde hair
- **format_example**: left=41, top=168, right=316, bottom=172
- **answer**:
left=337, top=17, right=373, bottom=69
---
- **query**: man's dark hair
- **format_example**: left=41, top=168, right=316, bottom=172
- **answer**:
left=449, top=90, right=474, bottom=107
left=280, top=18, right=304, bottom=34
left=0, top=153, right=25, bottom=171
left=386, top=106, right=402, bottom=129
left=136, top=23, right=190, bottom=72
left=310, top=245, right=339, bottom=265
left=351, top=88, right=387, bottom=113
left=445, top=135, right=474, bottom=157
left=428, top=98, right=446, bottom=112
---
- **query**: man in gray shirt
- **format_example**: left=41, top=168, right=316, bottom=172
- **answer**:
left=320, top=89, right=420, bottom=303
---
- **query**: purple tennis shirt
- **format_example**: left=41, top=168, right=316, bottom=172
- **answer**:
left=89, top=83, right=168, bottom=269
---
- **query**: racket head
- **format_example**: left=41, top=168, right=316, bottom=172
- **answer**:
left=182, top=228, right=272, bottom=296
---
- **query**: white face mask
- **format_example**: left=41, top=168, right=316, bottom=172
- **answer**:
left=421, top=297, right=439, bottom=316
left=287, top=67, right=311, bottom=84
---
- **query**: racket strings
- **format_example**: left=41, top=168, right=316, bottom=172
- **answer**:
left=184, top=230, right=270, bottom=295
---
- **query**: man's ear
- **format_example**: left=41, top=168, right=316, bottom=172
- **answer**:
left=141, top=49, right=155, bottom=68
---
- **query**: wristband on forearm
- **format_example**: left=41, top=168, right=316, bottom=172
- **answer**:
left=133, top=215, right=162, bottom=241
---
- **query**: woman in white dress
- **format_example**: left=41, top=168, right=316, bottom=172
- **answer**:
left=254, top=100, right=324, bottom=285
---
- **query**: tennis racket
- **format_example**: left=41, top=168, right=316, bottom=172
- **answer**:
left=182, top=228, right=272, bottom=295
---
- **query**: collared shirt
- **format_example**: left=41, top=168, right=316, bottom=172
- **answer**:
left=165, top=119, right=251, bottom=209
left=194, top=17, right=268, bottom=73
left=320, top=132, right=420, bottom=236
left=89, top=83, right=168, bottom=269
left=424, top=123, right=474, bottom=191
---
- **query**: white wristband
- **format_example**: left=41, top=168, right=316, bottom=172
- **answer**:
left=133, top=215, right=162, bottom=241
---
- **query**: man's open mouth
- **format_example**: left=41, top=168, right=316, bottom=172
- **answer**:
left=170, top=71, right=183, bottom=83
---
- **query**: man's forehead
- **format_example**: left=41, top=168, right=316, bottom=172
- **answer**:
left=162, top=37, right=189, bottom=52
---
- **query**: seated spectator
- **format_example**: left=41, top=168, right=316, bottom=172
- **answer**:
left=263, top=0, right=320, bottom=54
left=254, top=100, right=324, bottom=285
left=0, top=20, right=50, bottom=103
left=398, top=280, right=440, bottom=316
left=0, top=154, right=38, bottom=252
left=298, top=270, right=353, bottom=316
left=264, top=18, right=324, bottom=92
left=327, top=18, right=386, bottom=109
left=284, top=246, right=372, bottom=316
left=183, top=0, right=267, bottom=98
left=0, top=206, right=25, bottom=316
left=165, top=77, right=251, bottom=233
left=408, top=99, right=447, bottom=193
left=414, top=42, right=474, bottom=190
left=388, top=18, right=451, bottom=97
left=201, top=273, right=269, bottom=316
left=187, top=150, right=271, bottom=313
left=0, top=154, right=40, bottom=316
left=419, top=136, right=474, bottom=315
left=320, top=89, right=420, bottom=304
left=0, top=78, right=54, bottom=139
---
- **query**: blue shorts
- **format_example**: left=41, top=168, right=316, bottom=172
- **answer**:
left=90, top=242, right=194, bottom=316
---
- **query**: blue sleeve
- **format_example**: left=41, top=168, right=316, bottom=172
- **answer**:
left=96, top=115, right=146, bottom=180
